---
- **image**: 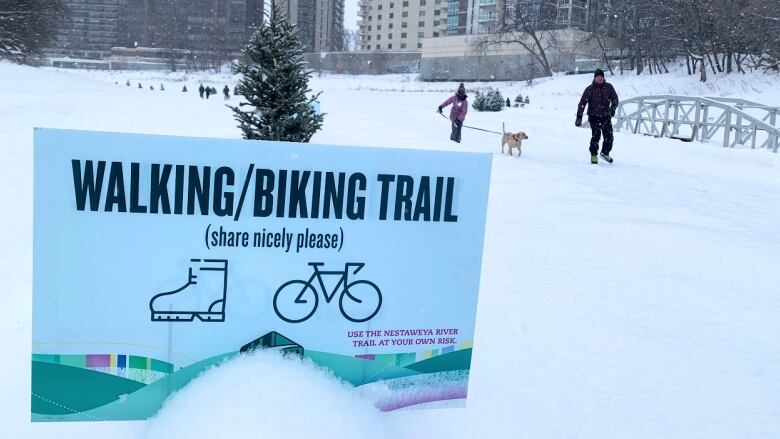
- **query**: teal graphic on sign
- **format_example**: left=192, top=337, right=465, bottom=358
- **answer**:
left=32, top=128, right=492, bottom=421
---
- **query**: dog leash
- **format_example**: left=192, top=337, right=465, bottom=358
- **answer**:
left=438, top=112, right=503, bottom=135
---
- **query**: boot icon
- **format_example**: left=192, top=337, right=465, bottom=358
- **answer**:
left=149, top=259, right=229, bottom=322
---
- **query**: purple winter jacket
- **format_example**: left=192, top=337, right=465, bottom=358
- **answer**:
left=440, top=95, right=468, bottom=122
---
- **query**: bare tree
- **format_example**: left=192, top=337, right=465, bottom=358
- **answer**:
left=0, top=0, right=68, bottom=64
left=475, top=0, right=558, bottom=77
left=583, top=31, right=614, bottom=74
left=605, top=0, right=779, bottom=79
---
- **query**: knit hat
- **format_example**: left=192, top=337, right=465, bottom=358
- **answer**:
left=456, top=82, right=467, bottom=98
left=594, top=69, right=605, bottom=78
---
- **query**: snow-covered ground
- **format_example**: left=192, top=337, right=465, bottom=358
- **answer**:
left=1, top=61, right=779, bottom=438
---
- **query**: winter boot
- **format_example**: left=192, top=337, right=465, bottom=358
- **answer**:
left=600, top=153, right=613, bottom=163
left=591, top=155, right=598, bottom=164
left=149, top=259, right=228, bottom=322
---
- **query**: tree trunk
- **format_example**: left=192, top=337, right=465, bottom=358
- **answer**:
left=747, top=54, right=757, bottom=72
left=706, top=53, right=717, bottom=74
left=700, top=58, right=707, bottom=82
left=712, top=45, right=723, bottom=72
left=726, top=51, right=732, bottom=73
left=532, top=37, right=553, bottom=76
left=735, top=53, right=745, bottom=74
left=686, top=55, right=692, bottom=75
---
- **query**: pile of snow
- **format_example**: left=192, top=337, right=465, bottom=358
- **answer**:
left=147, top=351, right=392, bottom=439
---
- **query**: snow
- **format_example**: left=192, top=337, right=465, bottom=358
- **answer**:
left=147, top=350, right=392, bottom=438
left=2, top=60, right=780, bottom=438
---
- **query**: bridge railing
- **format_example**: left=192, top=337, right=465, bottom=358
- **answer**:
left=706, top=97, right=780, bottom=130
left=614, top=95, right=779, bottom=152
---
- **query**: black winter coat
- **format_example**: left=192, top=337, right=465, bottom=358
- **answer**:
left=577, top=81, right=619, bottom=118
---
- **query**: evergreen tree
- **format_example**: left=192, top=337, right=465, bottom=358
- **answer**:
left=472, top=91, right=485, bottom=111
left=230, top=1, right=323, bottom=142
left=486, top=88, right=505, bottom=112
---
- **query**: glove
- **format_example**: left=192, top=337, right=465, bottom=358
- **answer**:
left=609, top=108, right=616, bottom=117
left=437, top=107, right=443, bottom=114
left=575, top=117, right=582, bottom=127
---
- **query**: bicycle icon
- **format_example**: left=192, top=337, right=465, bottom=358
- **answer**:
left=273, top=262, right=382, bottom=323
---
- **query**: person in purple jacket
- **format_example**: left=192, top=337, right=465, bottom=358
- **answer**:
left=437, top=83, right=469, bottom=143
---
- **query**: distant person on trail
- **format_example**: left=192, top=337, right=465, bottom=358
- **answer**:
left=437, top=82, right=469, bottom=144
left=199, top=84, right=205, bottom=98
left=205, top=87, right=211, bottom=99
left=576, top=68, right=619, bottom=164
left=223, top=85, right=230, bottom=100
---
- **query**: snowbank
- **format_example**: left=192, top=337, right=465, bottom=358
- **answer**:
left=146, top=351, right=392, bottom=439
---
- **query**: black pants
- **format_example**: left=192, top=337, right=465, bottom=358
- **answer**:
left=588, top=115, right=614, bottom=155
left=450, top=120, right=462, bottom=143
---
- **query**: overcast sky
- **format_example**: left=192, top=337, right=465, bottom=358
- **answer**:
left=345, top=0, right=359, bottom=31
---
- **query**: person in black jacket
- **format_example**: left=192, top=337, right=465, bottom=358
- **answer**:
left=576, top=69, right=619, bottom=164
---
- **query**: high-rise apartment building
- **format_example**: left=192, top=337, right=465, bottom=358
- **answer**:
left=470, top=0, right=500, bottom=35
left=444, top=0, right=607, bottom=37
left=49, top=0, right=342, bottom=58
left=50, top=0, right=265, bottom=58
left=278, top=0, right=346, bottom=52
left=554, top=0, right=588, bottom=29
left=316, top=0, right=345, bottom=51
left=446, top=0, right=468, bottom=35
left=278, top=0, right=317, bottom=50
left=52, top=0, right=125, bottom=55
left=357, top=0, right=450, bottom=51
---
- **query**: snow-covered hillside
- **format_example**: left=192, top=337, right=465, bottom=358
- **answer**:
left=1, top=61, right=779, bottom=438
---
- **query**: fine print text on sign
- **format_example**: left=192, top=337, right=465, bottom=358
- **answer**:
left=32, top=128, right=492, bottom=421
